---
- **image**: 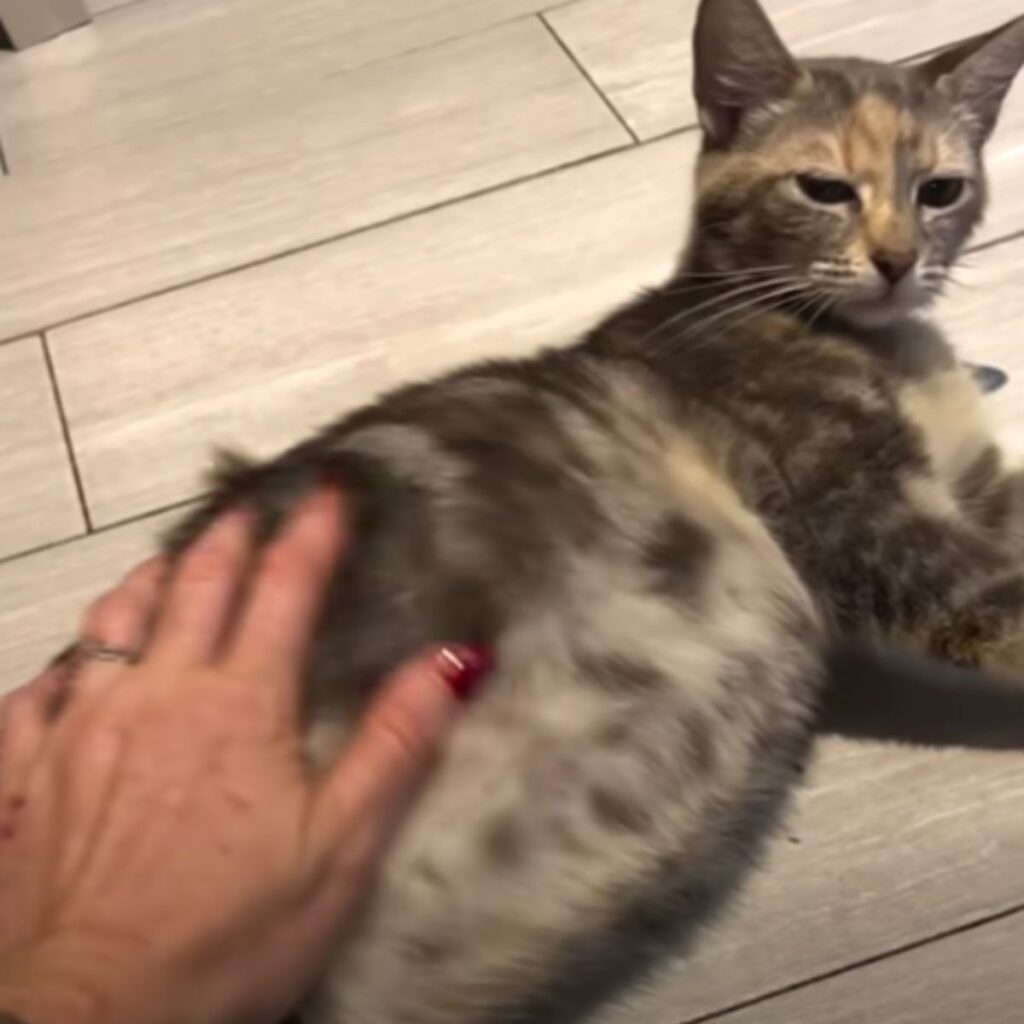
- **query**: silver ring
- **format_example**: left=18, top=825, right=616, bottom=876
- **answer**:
left=75, top=639, right=142, bottom=666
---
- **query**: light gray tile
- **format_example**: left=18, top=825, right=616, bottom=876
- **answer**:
left=49, top=135, right=692, bottom=526
left=3, top=0, right=564, bottom=169
left=0, top=18, right=628, bottom=341
left=0, top=511, right=175, bottom=695
left=709, top=908, right=1024, bottom=1024
left=594, top=739, right=1024, bottom=1023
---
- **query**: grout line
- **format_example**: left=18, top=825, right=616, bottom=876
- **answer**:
left=39, top=332, right=94, bottom=533
left=92, top=0, right=152, bottom=17
left=681, top=903, right=1024, bottom=1024
left=323, top=8, right=586, bottom=84
left=0, top=136, right=640, bottom=348
left=0, top=493, right=199, bottom=570
left=325, top=12, right=550, bottom=82
left=537, top=12, right=641, bottom=144
left=98, top=492, right=199, bottom=535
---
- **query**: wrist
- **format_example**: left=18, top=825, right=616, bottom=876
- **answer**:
left=0, top=934, right=167, bottom=1024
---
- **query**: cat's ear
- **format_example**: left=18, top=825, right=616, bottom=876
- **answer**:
left=916, top=17, right=1024, bottom=145
left=692, top=0, right=806, bottom=148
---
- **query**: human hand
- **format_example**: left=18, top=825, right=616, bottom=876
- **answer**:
left=0, top=487, right=491, bottom=1024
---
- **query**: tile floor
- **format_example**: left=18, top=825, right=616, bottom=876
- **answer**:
left=2, top=1, right=1024, bottom=1019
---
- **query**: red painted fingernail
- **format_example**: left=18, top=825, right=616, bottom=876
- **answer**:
left=436, top=645, right=494, bottom=701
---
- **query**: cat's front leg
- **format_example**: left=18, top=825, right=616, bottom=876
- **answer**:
left=919, top=533, right=1024, bottom=681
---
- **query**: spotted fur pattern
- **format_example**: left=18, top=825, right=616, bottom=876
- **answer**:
left=165, top=2, right=1024, bottom=1021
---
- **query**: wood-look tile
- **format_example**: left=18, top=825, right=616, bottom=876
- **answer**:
left=0, top=511, right=174, bottom=696
left=48, top=135, right=693, bottom=527
left=709, top=908, right=1024, bottom=1024
left=595, top=739, right=1024, bottom=1023
left=0, top=337, right=84, bottom=560
left=0, top=18, right=628, bottom=341
left=546, top=0, right=1024, bottom=139
left=2, top=0, right=560, bottom=170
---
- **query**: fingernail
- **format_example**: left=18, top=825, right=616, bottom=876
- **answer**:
left=436, top=645, right=494, bottom=701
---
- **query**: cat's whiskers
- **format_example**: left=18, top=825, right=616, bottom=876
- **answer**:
left=666, top=264, right=791, bottom=286
left=804, top=289, right=838, bottom=329
left=808, top=259, right=856, bottom=294
left=668, top=276, right=808, bottom=337
left=642, top=275, right=803, bottom=347
left=937, top=274, right=967, bottom=292
left=697, top=284, right=812, bottom=342
left=667, top=279, right=809, bottom=349
left=920, top=264, right=957, bottom=296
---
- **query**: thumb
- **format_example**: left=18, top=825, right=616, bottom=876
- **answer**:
left=310, top=645, right=493, bottom=875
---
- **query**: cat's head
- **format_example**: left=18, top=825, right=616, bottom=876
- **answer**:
left=688, top=0, right=1024, bottom=327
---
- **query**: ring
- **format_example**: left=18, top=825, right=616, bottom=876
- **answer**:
left=50, top=639, right=142, bottom=670
left=76, top=639, right=142, bottom=665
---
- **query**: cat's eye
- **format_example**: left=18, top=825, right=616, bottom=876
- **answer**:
left=917, top=177, right=966, bottom=209
left=796, top=174, right=858, bottom=205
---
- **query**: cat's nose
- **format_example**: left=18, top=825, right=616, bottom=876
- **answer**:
left=870, top=249, right=917, bottom=285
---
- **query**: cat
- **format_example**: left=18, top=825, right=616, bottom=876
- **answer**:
left=166, top=1, right=1024, bottom=1021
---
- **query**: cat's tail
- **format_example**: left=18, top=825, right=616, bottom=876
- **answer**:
left=821, top=641, right=1024, bottom=750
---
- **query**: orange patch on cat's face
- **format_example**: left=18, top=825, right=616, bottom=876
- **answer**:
left=769, top=94, right=970, bottom=263
left=842, top=94, right=934, bottom=177
left=844, top=96, right=927, bottom=255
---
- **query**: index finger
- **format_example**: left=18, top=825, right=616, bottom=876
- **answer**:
left=226, top=486, right=347, bottom=683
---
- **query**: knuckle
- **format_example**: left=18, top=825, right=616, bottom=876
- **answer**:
left=363, top=706, right=427, bottom=770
